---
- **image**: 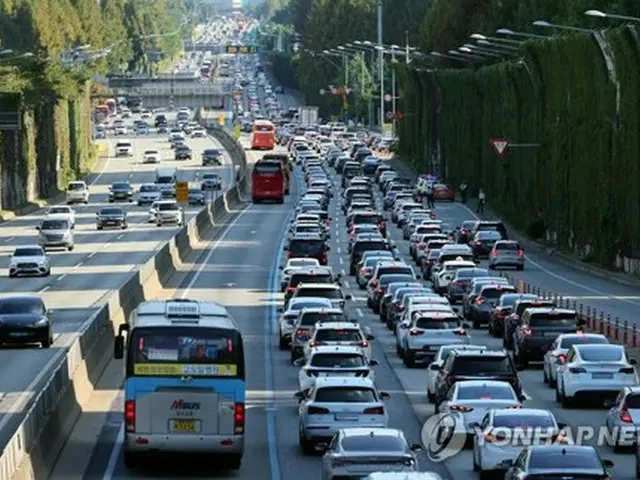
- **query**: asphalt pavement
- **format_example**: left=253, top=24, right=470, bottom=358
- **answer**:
left=0, top=109, right=235, bottom=448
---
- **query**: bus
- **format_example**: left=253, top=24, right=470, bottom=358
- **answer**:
left=262, top=153, right=291, bottom=195
left=250, top=119, right=275, bottom=150
left=114, top=299, right=246, bottom=470
left=251, top=159, right=284, bottom=203
left=94, top=105, right=109, bottom=123
left=106, top=98, right=117, bottom=116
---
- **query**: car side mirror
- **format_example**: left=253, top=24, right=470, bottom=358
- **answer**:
left=366, top=334, right=375, bottom=341
left=379, top=391, right=390, bottom=400
left=369, top=359, right=378, bottom=366
left=345, top=294, right=353, bottom=300
left=630, top=358, right=638, bottom=365
left=602, top=459, right=614, bottom=469
left=114, top=335, right=125, bottom=359
left=279, top=265, right=284, bottom=270
left=515, top=364, right=524, bottom=371
left=429, top=363, right=441, bottom=371
left=293, top=358, right=304, bottom=367
left=410, top=443, right=422, bottom=451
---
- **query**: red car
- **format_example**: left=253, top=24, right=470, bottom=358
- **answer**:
left=432, top=183, right=455, bottom=201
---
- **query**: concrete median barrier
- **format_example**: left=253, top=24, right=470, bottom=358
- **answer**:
left=3, top=129, right=250, bottom=480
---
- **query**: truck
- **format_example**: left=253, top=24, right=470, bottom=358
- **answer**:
left=297, top=106, right=319, bottom=126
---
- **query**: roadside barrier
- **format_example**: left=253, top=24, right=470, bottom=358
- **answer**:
left=3, top=126, right=249, bottom=480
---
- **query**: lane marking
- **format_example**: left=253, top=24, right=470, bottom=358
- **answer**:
left=87, top=252, right=95, bottom=258
left=39, top=286, right=50, bottom=293
left=74, top=262, right=83, bottom=268
left=338, top=257, right=344, bottom=265
left=356, top=308, right=364, bottom=318
left=344, top=280, right=351, bottom=288
left=341, top=269, right=346, bottom=276
left=116, top=234, right=124, bottom=240
left=56, top=274, right=67, bottom=282
left=3, top=236, right=14, bottom=243
left=337, top=246, right=342, bottom=254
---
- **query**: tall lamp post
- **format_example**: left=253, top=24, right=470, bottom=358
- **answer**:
left=376, top=0, right=384, bottom=128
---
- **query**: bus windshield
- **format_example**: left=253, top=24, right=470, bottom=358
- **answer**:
left=127, top=326, right=244, bottom=379
left=254, top=162, right=282, bottom=175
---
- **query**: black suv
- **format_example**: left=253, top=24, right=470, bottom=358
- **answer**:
left=349, top=238, right=394, bottom=275
left=470, top=220, right=508, bottom=240
left=512, top=308, right=586, bottom=367
left=488, top=293, right=538, bottom=338
left=175, top=145, right=192, bottom=160
left=432, top=350, right=525, bottom=409
left=96, top=207, right=127, bottom=230
left=202, top=148, right=222, bottom=166
left=503, top=299, right=556, bottom=349
left=284, top=235, right=330, bottom=265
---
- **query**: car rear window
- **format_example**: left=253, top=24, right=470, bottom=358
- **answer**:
left=415, top=318, right=459, bottom=329
left=297, top=288, right=342, bottom=299
left=451, top=356, right=513, bottom=375
left=378, top=266, right=413, bottom=277
left=314, top=329, right=362, bottom=342
left=311, top=354, right=365, bottom=367
left=354, top=241, right=389, bottom=253
left=496, top=242, right=520, bottom=251
left=440, top=254, right=474, bottom=263
left=353, top=214, right=380, bottom=224
left=528, top=450, right=602, bottom=470
left=578, top=346, right=623, bottom=362
left=481, top=286, right=517, bottom=298
left=289, top=240, right=324, bottom=255
left=379, top=274, right=413, bottom=286
left=457, top=269, right=489, bottom=279
left=457, top=385, right=515, bottom=400
left=300, top=312, right=347, bottom=325
left=493, top=413, right=555, bottom=428
left=314, top=387, right=376, bottom=403
left=515, top=301, right=555, bottom=316
left=341, top=435, right=405, bottom=452
left=559, top=336, right=608, bottom=349
left=528, top=313, right=577, bottom=327
left=289, top=273, right=332, bottom=287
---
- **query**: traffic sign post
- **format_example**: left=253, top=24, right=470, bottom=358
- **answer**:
left=175, top=181, right=189, bottom=203
left=490, top=138, right=509, bottom=158
left=385, top=111, right=394, bottom=120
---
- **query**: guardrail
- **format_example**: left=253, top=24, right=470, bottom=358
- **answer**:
left=2, top=124, right=249, bottom=480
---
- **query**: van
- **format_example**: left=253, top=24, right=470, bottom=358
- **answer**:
left=115, top=140, right=133, bottom=157
left=37, top=217, right=74, bottom=251
left=155, top=168, right=177, bottom=197
left=66, top=181, right=89, bottom=205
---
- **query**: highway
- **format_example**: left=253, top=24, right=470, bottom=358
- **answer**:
left=0, top=110, right=235, bottom=449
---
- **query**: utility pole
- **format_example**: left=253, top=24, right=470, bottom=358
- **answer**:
left=391, top=50, right=396, bottom=133
left=377, top=0, right=384, bottom=128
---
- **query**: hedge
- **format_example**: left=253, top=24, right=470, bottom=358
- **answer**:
left=397, top=26, right=640, bottom=268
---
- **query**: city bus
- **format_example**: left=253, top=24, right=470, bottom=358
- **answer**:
left=114, top=299, right=246, bottom=470
left=251, top=159, right=284, bottom=203
left=106, top=98, right=117, bottom=115
left=250, top=119, right=275, bottom=150
left=262, top=153, right=291, bottom=195
left=94, top=104, right=109, bottom=123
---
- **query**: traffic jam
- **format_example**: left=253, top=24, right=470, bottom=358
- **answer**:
left=273, top=127, right=637, bottom=479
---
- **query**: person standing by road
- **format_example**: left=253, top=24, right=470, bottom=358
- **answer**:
left=459, top=181, right=468, bottom=203
left=426, top=184, right=435, bottom=209
left=477, top=188, right=486, bottom=213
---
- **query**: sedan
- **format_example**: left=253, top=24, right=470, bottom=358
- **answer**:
left=108, top=182, right=133, bottom=202
left=0, top=295, right=54, bottom=348
left=96, top=207, right=127, bottom=230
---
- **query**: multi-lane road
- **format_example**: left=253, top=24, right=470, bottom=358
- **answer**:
left=0, top=110, right=235, bottom=448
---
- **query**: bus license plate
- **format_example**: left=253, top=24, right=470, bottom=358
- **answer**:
left=170, top=419, right=200, bottom=433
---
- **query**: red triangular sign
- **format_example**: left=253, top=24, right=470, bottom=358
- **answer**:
left=490, top=138, right=509, bottom=157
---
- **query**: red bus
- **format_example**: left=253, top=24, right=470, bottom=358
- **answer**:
left=252, top=159, right=284, bottom=204
left=250, top=120, right=275, bottom=150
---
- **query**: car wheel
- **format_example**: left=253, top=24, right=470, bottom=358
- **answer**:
left=278, top=335, right=288, bottom=350
left=97, top=226, right=102, bottom=230
left=8, top=272, right=16, bottom=278
left=41, top=335, right=52, bottom=348
left=156, top=222, right=162, bottom=227
left=122, top=224, right=127, bottom=229
left=68, top=245, right=74, bottom=251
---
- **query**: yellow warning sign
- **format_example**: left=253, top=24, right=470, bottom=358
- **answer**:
left=233, top=123, right=241, bottom=139
left=175, top=181, right=189, bottom=203
left=218, top=113, right=225, bottom=126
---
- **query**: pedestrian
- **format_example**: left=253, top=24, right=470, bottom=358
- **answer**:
left=459, top=181, right=468, bottom=203
left=426, top=184, right=435, bottom=209
left=477, top=188, right=486, bottom=214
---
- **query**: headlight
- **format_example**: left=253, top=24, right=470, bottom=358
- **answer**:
left=9, top=261, right=16, bottom=267
left=35, top=317, right=49, bottom=326
left=37, top=261, right=45, bottom=266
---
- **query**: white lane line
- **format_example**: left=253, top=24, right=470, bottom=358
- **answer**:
left=3, top=236, right=14, bottom=243
left=116, top=234, right=124, bottom=240
left=356, top=308, right=364, bottom=318
left=74, top=262, right=83, bottom=268
left=337, top=246, right=342, bottom=254
left=56, top=274, right=67, bottom=282
left=341, top=269, right=346, bottom=276
left=39, top=286, right=50, bottom=293
left=456, top=203, right=640, bottom=307
left=103, top=243, right=111, bottom=249
left=344, top=280, right=351, bottom=288
left=87, top=252, right=95, bottom=258
left=339, top=257, right=344, bottom=265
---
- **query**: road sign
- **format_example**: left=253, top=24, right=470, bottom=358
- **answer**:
left=385, top=111, right=394, bottom=120
left=218, top=113, right=225, bottom=126
left=384, top=94, right=392, bottom=102
left=489, top=138, right=509, bottom=158
left=319, top=88, right=325, bottom=95
left=175, top=181, right=189, bottom=203
left=234, top=123, right=241, bottom=139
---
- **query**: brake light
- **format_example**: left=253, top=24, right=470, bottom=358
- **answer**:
left=361, top=267, right=371, bottom=274
left=496, top=311, right=505, bottom=319
left=125, top=400, right=135, bottom=432
left=397, top=305, right=404, bottom=310
left=620, top=403, right=634, bottom=423
left=521, top=328, right=532, bottom=335
left=417, top=242, right=426, bottom=248
left=519, top=248, right=525, bottom=258
left=453, top=329, right=467, bottom=336
left=308, top=406, right=330, bottom=414
left=484, top=431, right=507, bottom=443
left=309, top=341, right=325, bottom=348
left=286, top=287, right=296, bottom=294
left=409, top=329, right=423, bottom=336
left=449, top=405, right=473, bottom=412
left=473, top=241, right=481, bottom=246
left=234, top=403, right=245, bottom=434
left=287, top=251, right=292, bottom=259
left=556, top=354, right=567, bottom=364
left=364, top=406, right=384, bottom=414
left=569, top=367, right=587, bottom=374
left=475, top=297, right=485, bottom=305
left=371, top=279, right=378, bottom=287
left=490, top=248, right=497, bottom=256
left=355, top=340, right=369, bottom=348
left=295, top=328, right=308, bottom=336
left=375, top=288, right=383, bottom=294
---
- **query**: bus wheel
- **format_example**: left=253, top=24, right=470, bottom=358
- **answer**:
left=123, top=451, right=141, bottom=470
left=227, top=455, right=242, bottom=470
left=277, top=197, right=284, bottom=204
left=252, top=197, right=258, bottom=204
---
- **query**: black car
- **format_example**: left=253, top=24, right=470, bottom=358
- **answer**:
left=470, top=220, right=508, bottom=240
left=503, top=299, right=556, bottom=349
left=175, top=145, right=192, bottom=160
left=362, top=157, right=380, bottom=175
left=488, top=293, right=538, bottom=338
left=369, top=273, right=415, bottom=313
left=108, top=182, right=133, bottom=202
left=202, top=148, right=223, bottom=166
left=284, top=235, right=330, bottom=265
left=156, top=122, right=168, bottom=133
left=471, top=230, right=503, bottom=258
left=349, top=238, right=394, bottom=275
left=456, top=220, right=477, bottom=244
left=512, top=308, right=585, bottom=367
left=0, top=295, right=53, bottom=348
left=433, top=349, right=525, bottom=409
left=96, top=207, right=127, bottom=230
left=466, top=283, right=517, bottom=329
left=154, top=114, right=167, bottom=127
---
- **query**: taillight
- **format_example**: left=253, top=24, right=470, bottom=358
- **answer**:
left=484, top=431, right=507, bottom=443
left=125, top=400, right=135, bottom=432
left=453, top=329, right=467, bottom=336
left=620, top=367, right=635, bottom=374
left=449, top=405, right=473, bottom=412
left=416, top=242, right=425, bottom=249
left=473, top=241, right=481, bottom=246
left=556, top=354, right=567, bottom=364
left=234, top=403, right=245, bottom=434
left=518, top=249, right=525, bottom=258
left=375, top=287, right=383, bottom=294
left=521, top=328, right=532, bottom=335
left=309, top=341, right=325, bottom=348
left=363, top=406, right=384, bottom=414
left=409, top=329, right=423, bottom=336
left=321, top=251, right=328, bottom=263
left=569, top=367, right=587, bottom=374
left=295, top=328, right=307, bottom=336
left=308, top=406, right=330, bottom=414
left=475, top=297, right=485, bottom=305
left=496, top=311, right=505, bottom=319
left=620, top=404, right=634, bottom=423
left=490, top=248, right=497, bottom=256
left=371, top=279, right=378, bottom=287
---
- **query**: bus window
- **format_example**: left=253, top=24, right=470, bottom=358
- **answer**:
left=252, top=160, right=284, bottom=204
left=251, top=120, right=275, bottom=150
left=105, top=98, right=117, bottom=115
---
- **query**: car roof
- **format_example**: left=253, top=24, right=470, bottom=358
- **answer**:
left=310, top=345, right=363, bottom=355
left=291, top=267, right=333, bottom=275
left=15, top=244, right=43, bottom=250
left=297, top=283, right=340, bottom=289
left=300, top=307, right=344, bottom=315
left=455, top=380, right=514, bottom=388
left=524, top=308, right=575, bottom=315
left=287, top=297, right=332, bottom=307
left=452, top=349, right=508, bottom=358
left=492, top=408, right=554, bottom=418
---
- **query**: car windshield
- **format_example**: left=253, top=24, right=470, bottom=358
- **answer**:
left=314, top=387, right=376, bottom=403
left=204, top=174, right=219, bottom=180
left=353, top=215, right=379, bottom=224
left=559, top=336, right=608, bottom=348
left=14, top=248, right=43, bottom=257
left=314, top=329, right=362, bottom=342
left=289, top=240, right=324, bottom=255
left=341, top=435, right=405, bottom=452
left=0, top=298, right=44, bottom=315
left=415, top=318, right=459, bottom=329
left=452, top=356, right=513, bottom=375
left=310, top=354, right=365, bottom=367
left=493, top=413, right=555, bottom=428
left=297, top=288, right=342, bottom=299
left=112, top=183, right=130, bottom=190
left=140, top=185, right=159, bottom=192
left=299, top=312, right=347, bottom=325
left=204, top=149, right=220, bottom=156
left=101, top=208, right=123, bottom=215
left=41, top=220, right=69, bottom=230
left=528, top=449, right=602, bottom=470
left=189, top=189, right=201, bottom=194
left=364, top=257, right=387, bottom=268
left=158, top=203, right=179, bottom=211
left=579, top=346, right=623, bottom=362
left=456, top=384, right=516, bottom=400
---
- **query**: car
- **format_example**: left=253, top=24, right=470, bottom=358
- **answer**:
left=66, top=180, right=89, bottom=204
left=295, top=377, right=390, bottom=454
left=8, top=245, right=50, bottom=277
left=503, top=445, right=614, bottom=480
left=472, top=408, right=565, bottom=474
left=487, top=293, right=539, bottom=338
left=426, top=344, right=487, bottom=403
left=278, top=298, right=333, bottom=350
left=489, top=240, right=525, bottom=270
left=446, top=267, right=490, bottom=304
left=605, top=385, right=640, bottom=450
left=285, top=235, right=331, bottom=265
left=37, top=217, right=74, bottom=251
left=0, top=296, right=53, bottom=348
left=135, top=123, right=149, bottom=135
left=96, top=207, right=127, bottom=230
left=108, top=182, right=134, bottom=202
left=367, top=273, right=416, bottom=313
left=201, top=172, right=222, bottom=190
left=321, top=428, right=422, bottom=479
left=288, top=282, right=352, bottom=312
left=154, top=200, right=183, bottom=226
left=379, top=282, right=424, bottom=324
left=188, top=187, right=205, bottom=205
left=466, top=283, right=517, bottom=329
left=288, top=307, right=349, bottom=361
left=137, top=183, right=161, bottom=205
left=555, top=343, right=639, bottom=407
left=349, top=237, right=394, bottom=275
left=304, top=321, right=374, bottom=361
left=356, top=255, right=392, bottom=289
left=46, top=206, right=76, bottom=228
left=279, top=258, right=321, bottom=291
left=174, top=145, right=192, bottom=160
left=191, top=127, right=206, bottom=138
left=471, top=230, right=503, bottom=259
left=115, top=140, right=133, bottom=157
left=432, top=259, right=477, bottom=295
left=143, top=150, right=160, bottom=164
left=542, top=333, right=608, bottom=386
left=297, top=345, right=377, bottom=393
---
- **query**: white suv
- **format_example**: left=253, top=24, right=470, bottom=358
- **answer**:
left=303, top=322, right=373, bottom=360
left=66, top=181, right=89, bottom=204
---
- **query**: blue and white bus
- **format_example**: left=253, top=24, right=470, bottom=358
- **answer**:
left=114, top=299, right=246, bottom=470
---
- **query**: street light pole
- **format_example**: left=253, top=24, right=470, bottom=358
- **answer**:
left=391, top=50, right=396, bottom=133
left=377, top=0, right=384, bottom=127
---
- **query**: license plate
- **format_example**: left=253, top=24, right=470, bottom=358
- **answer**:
left=9, top=332, right=29, bottom=337
left=169, top=419, right=200, bottom=433
left=335, top=413, right=358, bottom=421
left=592, top=372, right=614, bottom=379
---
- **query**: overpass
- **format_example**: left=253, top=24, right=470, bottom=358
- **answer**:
left=183, top=42, right=257, bottom=54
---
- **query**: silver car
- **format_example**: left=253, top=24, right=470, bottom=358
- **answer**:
left=277, top=298, right=332, bottom=350
left=488, top=240, right=525, bottom=270
left=397, top=311, right=470, bottom=367
left=37, top=218, right=74, bottom=251
left=296, top=377, right=390, bottom=454
left=605, top=386, right=640, bottom=449
left=321, top=428, right=421, bottom=479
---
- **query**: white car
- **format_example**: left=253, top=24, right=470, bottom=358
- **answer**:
left=604, top=385, right=640, bottom=449
left=140, top=110, right=152, bottom=119
left=115, top=141, right=133, bottom=157
left=278, top=297, right=333, bottom=350
left=437, top=380, right=524, bottom=433
left=432, top=259, right=477, bottom=294
left=542, top=333, right=609, bottom=386
left=154, top=200, right=183, bottom=226
left=396, top=295, right=451, bottom=325
left=427, top=344, right=487, bottom=403
left=143, top=150, right=160, bottom=164
left=114, top=124, right=127, bottom=135
left=46, top=206, right=76, bottom=228
left=138, top=183, right=161, bottom=206
left=279, top=258, right=320, bottom=291
left=472, top=408, right=563, bottom=474
left=8, top=245, right=50, bottom=277
left=66, top=181, right=89, bottom=205
left=556, top=343, right=639, bottom=407
left=191, top=127, right=206, bottom=138
left=395, top=305, right=458, bottom=358
left=303, top=322, right=373, bottom=361
left=297, top=345, right=376, bottom=393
